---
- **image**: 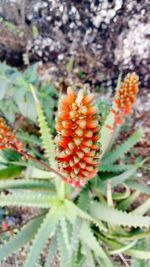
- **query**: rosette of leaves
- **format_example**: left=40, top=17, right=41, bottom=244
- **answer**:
left=0, top=83, right=149, bottom=267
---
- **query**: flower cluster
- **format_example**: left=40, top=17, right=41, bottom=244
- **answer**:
left=110, top=73, right=139, bottom=128
left=0, top=118, right=23, bottom=151
left=55, top=88, right=101, bottom=187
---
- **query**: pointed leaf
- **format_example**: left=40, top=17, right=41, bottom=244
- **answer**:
left=57, top=226, right=69, bottom=267
left=80, top=222, right=113, bottom=267
left=0, top=165, right=23, bottom=179
left=27, top=167, right=56, bottom=179
left=90, top=201, right=150, bottom=228
left=60, top=216, right=70, bottom=252
left=30, top=85, right=56, bottom=168
left=0, top=179, right=55, bottom=191
left=126, top=249, right=150, bottom=260
left=0, top=191, right=53, bottom=208
left=127, top=181, right=150, bottom=195
left=99, top=163, right=134, bottom=173
left=77, top=189, right=90, bottom=211
left=68, top=218, right=82, bottom=264
left=132, top=199, right=150, bottom=215
left=65, top=200, right=107, bottom=233
left=117, top=190, right=140, bottom=211
left=0, top=214, right=45, bottom=262
left=24, top=208, right=60, bottom=267
left=102, top=129, right=144, bottom=164
left=108, top=168, right=137, bottom=188
left=44, top=237, right=57, bottom=267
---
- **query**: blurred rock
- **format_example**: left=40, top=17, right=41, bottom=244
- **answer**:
left=0, top=0, right=149, bottom=88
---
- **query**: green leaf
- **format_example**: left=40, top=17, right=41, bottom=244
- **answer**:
left=17, top=132, right=41, bottom=146
left=127, top=181, right=150, bottom=195
left=100, top=108, right=115, bottom=152
left=99, top=163, right=134, bottom=173
left=106, top=126, right=121, bottom=153
left=65, top=200, right=107, bottom=233
left=109, top=240, right=137, bottom=255
left=30, top=85, right=56, bottom=168
left=132, top=199, right=150, bottom=215
left=126, top=249, right=150, bottom=260
left=77, top=189, right=90, bottom=212
left=44, top=237, right=57, bottom=267
left=28, top=167, right=56, bottom=179
left=0, top=214, right=45, bottom=262
left=90, top=202, right=150, bottom=228
left=0, top=179, right=55, bottom=191
left=23, top=64, right=39, bottom=83
left=69, top=218, right=82, bottom=264
left=112, top=185, right=130, bottom=200
left=80, top=222, right=113, bottom=267
left=0, top=82, right=6, bottom=99
left=110, top=168, right=137, bottom=187
left=0, top=165, right=23, bottom=179
left=14, top=90, right=37, bottom=122
left=57, top=225, right=69, bottom=267
left=81, top=245, right=95, bottom=267
left=101, top=168, right=137, bottom=188
left=2, top=149, right=22, bottom=162
left=60, top=216, right=70, bottom=251
left=102, top=129, right=144, bottom=164
left=0, top=191, right=53, bottom=208
left=117, top=190, right=140, bottom=211
left=24, top=208, right=60, bottom=267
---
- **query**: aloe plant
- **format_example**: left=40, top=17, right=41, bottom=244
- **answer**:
left=0, top=74, right=149, bottom=267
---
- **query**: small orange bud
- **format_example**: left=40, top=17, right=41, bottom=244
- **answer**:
left=82, top=94, right=94, bottom=105
left=83, top=140, right=93, bottom=147
left=68, top=142, right=76, bottom=150
left=79, top=162, right=86, bottom=169
left=81, top=146, right=90, bottom=153
left=76, top=151, right=84, bottom=158
left=74, top=137, right=81, bottom=146
left=79, top=106, right=88, bottom=115
left=62, top=120, right=73, bottom=128
left=75, top=128, right=84, bottom=137
left=76, top=119, right=87, bottom=129
left=69, top=159, right=75, bottom=167
left=61, top=129, right=72, bottom=137
left=84, top=130, right=93, bottom=138
left=73, top=155, right=80, bottom=164
left=87, top=106, right=98, bottom=115
left=86, top=119, right=98, bottom=129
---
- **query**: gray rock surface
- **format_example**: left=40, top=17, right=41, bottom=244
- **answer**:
left=0, top=0, right=149, bottom=88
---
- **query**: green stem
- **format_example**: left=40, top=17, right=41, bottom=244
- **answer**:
left=107, top=180, right=113, bottom=208
left=57, top=179, right=65, bottom=199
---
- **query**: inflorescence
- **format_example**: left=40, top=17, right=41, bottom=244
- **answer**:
left=0, top=118, right=23, bottom=152
left=111, top=73, right=139, bottom=128
left=55, top=88, right=101, bottom=187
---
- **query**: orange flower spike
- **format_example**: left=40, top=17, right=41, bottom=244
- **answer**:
left=0, top=117, right=23, bottom=151
left=115, top=73, right=139, bottom=116
left=55, top=88, right=101, bottom=187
